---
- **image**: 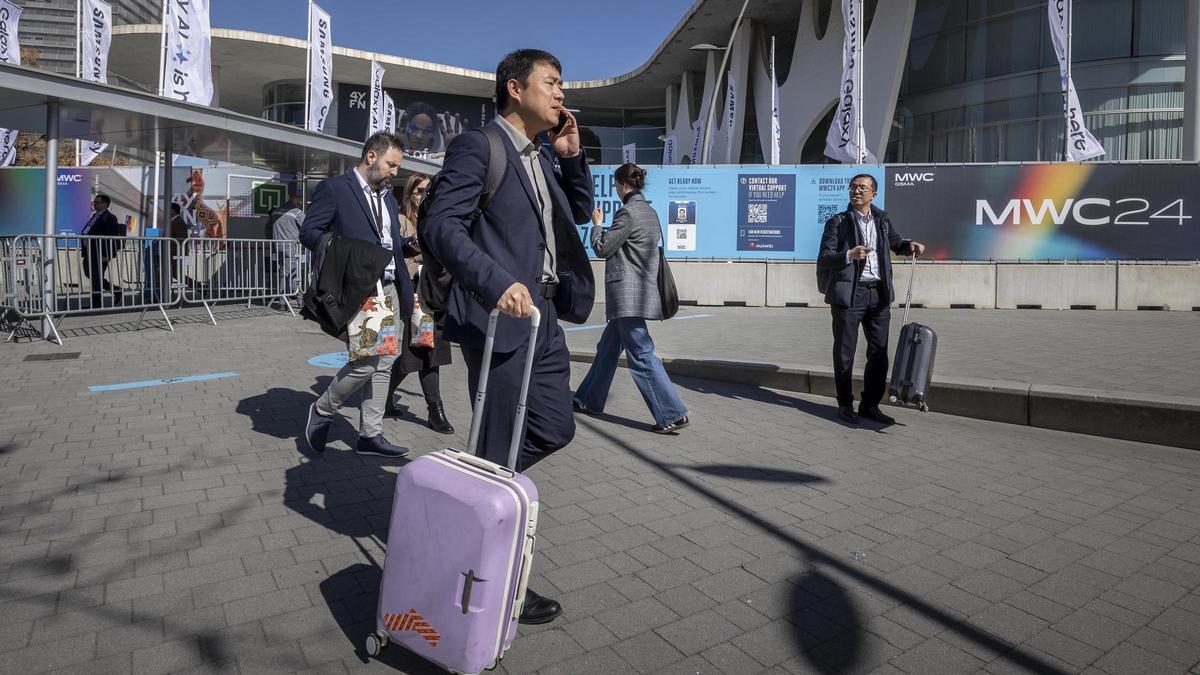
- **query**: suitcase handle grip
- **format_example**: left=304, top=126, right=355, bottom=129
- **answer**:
left=465, top=307, right=542, bottom=471
left=443, top=448, right=515, bottom=478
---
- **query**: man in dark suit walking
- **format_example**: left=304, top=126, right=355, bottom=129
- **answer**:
left=817, top=174, right=926, bottom=425
left=422, top=48, right=595, bottom=625
left=81, top=193, right=124, bottom=307
left=300, top=132, right=414, bottom=459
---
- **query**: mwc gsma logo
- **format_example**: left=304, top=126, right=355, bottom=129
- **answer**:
left=893, top=172, right=934, bottom=187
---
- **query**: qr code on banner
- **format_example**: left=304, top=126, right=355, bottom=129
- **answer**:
left=674, top=227, right=689, bottom=241
left=817, top=204, right=840, bottom=224
left=747, top=203, right=769, bottom=223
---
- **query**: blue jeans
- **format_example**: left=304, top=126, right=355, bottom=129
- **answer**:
left=574, top=317, right=688, bottom=427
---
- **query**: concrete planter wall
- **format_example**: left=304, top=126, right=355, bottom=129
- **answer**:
left=585, top=260, right=1200, bottom=311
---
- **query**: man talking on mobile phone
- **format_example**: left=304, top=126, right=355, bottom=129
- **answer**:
left=816, top=174, right=926, bottom=426
left=421, top=48, right=594, bottom=625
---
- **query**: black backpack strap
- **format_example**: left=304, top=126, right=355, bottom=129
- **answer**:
left=477, top=125, right=507, bottom=216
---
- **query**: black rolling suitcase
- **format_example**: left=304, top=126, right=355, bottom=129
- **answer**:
left=889, top=254, right=936, bottom=412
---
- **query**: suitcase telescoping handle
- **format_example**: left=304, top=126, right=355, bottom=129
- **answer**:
left=900, top=252, right=917, bottom=326
left=465, top=307, right=542, bottom=472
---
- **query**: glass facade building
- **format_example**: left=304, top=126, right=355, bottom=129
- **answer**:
left=889, top=0, right=1187, bottom=162
left=19, top=0, right=161, bottom=76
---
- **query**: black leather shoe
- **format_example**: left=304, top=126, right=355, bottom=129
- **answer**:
left=355, top=435, right=410, bottom=458
left=518, top=588, right=562, bottom=625
left=305, top=403, right=333, bottom=453
left=838, top=406, right=859, bottom=424
left=426, top=403, right=454, bottom=434
left=858, top=405, right=896, bottom=425
left=652, top=415, right=689, bottom=434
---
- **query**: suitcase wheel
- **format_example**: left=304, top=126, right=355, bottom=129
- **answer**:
left=919, top=402, right=929, bottom=413
left=365, top=629, right=388, bottom=658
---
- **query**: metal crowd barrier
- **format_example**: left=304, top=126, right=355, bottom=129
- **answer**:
left=2, top=234, right=180, bottom=345
left=1, top=234, right=310, bottom=344
left=181, top=238, right=308, bottom=325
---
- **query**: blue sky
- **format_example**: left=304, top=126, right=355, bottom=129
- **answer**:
left=211, top=0, right=697, bottom=81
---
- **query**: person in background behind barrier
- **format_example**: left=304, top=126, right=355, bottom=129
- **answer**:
left=385, top=173, right=454, bottom=434
left=817, top=174, right=926, bottom=426
left=300, top=132, right=415, bottom=459
left=81, top=193, right=124, bottom=307
left=573, top=163, right=689, bottom=433
left=272, top=194, right=305, bottom=294
left=168, top=203, right=188, bottom=287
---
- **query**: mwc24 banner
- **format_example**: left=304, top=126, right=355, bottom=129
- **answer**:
left=586, top=163, right=1197, bottom=261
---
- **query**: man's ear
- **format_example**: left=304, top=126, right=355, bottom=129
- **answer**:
left=507, top=78, right=523, bottom=106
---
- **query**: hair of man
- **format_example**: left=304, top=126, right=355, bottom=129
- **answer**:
left=360, top=131, right=406, bottom=163
left=849, top=173, right=877, bottom=193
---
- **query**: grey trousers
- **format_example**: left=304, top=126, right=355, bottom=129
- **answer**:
left=314, top=282, right=400, bottom=438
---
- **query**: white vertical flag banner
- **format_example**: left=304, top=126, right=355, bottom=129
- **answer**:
left=159, top=0, right=214, bottom=105
left=824, top=0, right=876, bottom=164
left=384, top=94, right=396, bottom=134
left=79, top=0, right=112, bottom=166
left=690, top=119, right=703, bottom=164
left=367, top=59, right=385, bottom=138
left=768, top=36, right=782, bottom=165
left=0, top=0, right=22, bottom=167
left=724, top=74, right=737, bottom=163
left=661, top=134, right=677, bottom=165
left=1048, top=0, right=1104, bottom=161
left=306, top=1, right=332, bottom=133
left=621, top=142, right=636, bottom=164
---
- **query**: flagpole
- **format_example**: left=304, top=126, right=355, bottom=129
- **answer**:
left=76, top=0, right=82, bottom=166
left=304, top=0, right=312, bottom=131
left=152, top=0, right=168, bottom=233
left=1064, top=0, right=1073, bottom=162
left=856, top=0, right=866, bottom=164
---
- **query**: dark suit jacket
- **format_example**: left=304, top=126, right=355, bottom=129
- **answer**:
left=422, top=122, right=595, bottom=353
left=82, top=210, right=123, bottom=265
left=817, top=204, right=914, bottom=308
left=299, top=170, right=414, bottom=320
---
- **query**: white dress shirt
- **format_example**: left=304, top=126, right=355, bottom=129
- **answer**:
left=849, top=208, right=881, bottom=282
left=353, top=167, right=395, bottom=281
left=495, top=115, right=557, bottom=283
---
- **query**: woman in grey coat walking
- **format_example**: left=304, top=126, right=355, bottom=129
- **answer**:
left=573, top=163, right=689, bottom=433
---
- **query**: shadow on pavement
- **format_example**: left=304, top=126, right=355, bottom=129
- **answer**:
left=686, top=464, right=831, bottom=485
left=578, top=417, right=1071, bottom=675
left=239, top=379, right=423, bottom=669
left=0, top=460, right=291, bottom=671
left=319, top=563, right=444, bottom=672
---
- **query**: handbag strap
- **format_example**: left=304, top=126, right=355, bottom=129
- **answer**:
left=375, top=280, right=386, bottom=301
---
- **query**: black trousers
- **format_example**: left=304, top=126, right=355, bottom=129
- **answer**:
left=460, top=297, right=574, bottom=472
left=830, top=284, right=890, bottom=408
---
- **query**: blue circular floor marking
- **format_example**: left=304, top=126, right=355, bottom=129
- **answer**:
left=309, top=351, right=349, bottom=369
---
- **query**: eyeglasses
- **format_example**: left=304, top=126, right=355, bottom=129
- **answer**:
left=849, top=184, right=873, bottom=193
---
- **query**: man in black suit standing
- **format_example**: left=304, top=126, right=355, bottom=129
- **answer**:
left=299, top=132, right=414, bottom=459
left=817, top=174, right=926, bottom=425
left=422, top=48, right=595, bottom=625
left=81, top=193, right=124, bottom=307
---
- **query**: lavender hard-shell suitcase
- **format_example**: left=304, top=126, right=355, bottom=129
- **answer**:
left=367, top=309, right=541, bottom=674
left=889, top=254, right=937, bottom=412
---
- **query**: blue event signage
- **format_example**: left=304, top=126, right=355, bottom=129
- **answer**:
left=587, top=165, right=884, bottom=260
left=736, top=174, right=796, bottom=251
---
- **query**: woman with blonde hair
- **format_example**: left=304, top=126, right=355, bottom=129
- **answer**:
left=385, top=172, right=453, bottom=433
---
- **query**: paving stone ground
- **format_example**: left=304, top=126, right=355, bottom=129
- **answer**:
left=564, top=305, right=1200, bottom=399
left=1, top=305, right=1199, bottom=674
